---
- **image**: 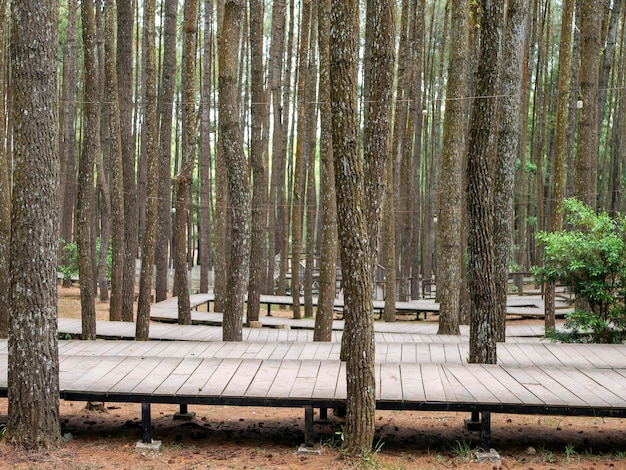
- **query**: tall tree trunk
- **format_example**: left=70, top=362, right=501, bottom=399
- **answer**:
left=331, top=0, right=376, bottom=456
left=58, top=0, right=78, bottom=289
left=575, top=0, right=602, bottom=206
left=103, top=0, right=125, bottom=321
left=266, top=0, right=287, bottom=295
left=7, top=0, right=61, bottom=447
left=77, top=0, right=100, bottom=341
left=313, top=0, right=337, bottom=341
left=493, top=0, right=528, bottom=342
left=0, top=0, right=9, bottom=338
left=544, top=0, right=575, bottom=331
left=247, top=0, right=269, bottom=324
left=136, top=0, right=159, bottom=341
left=467, top=0, right=504, bottom=365
left=199, top=0, right=214, bottom=294
left=174, top=0, right=199, bottom=325
left=291, top=0, right=311, bottom=319
left=304, top=7, right=318, bottom=319
left=118, top=0, right=137, bottom=322
left=220, top=0, right=250, bottom=341
left=436, top=0, right=469, bottom=336
left=363, top=0, right=395, bottom=283
left=155, top=0, right=178, bottom=303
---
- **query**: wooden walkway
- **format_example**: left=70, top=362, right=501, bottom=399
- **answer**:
left=3, top=339, right=625, bottom=369
left=2, top=339, right=626, bottom=448
left=57, top=317, right=551, bottom=342
left=154, top=293, right=573, bottom=320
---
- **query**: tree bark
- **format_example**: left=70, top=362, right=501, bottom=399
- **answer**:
left=313, top=0, right=337, bottom=341
left=363, top=0, right=395, bottom=283
left=0, top=0, right=9, bottom=338
left=575, top=0, right=602, bottom=206
left=246, top=0, right=269, bottom=324
left=436, top=0, right=469, bottom=336
left=266, top=0, right=287, bottom=295
left=136, top=0, right=159, bottom=341
left=174, top=0, right=199, bottom=326
left=7, top=0, right=61, bottom=447
left=198, top=0, right=214, bottom=294
left=330, top=0, right=376, bottom=456
left=103, top=0, right=126, bottom=321
left=155, top=0, right=178, bottom=303
left=291, top=0, right=311, bottom=319
left=493, top=0, right=528, bottom=341
left=117, top=0, right=138, bottom=323
left=467, top=0, right=504, bottom=365
left=220, top=0, right=250, bottom=341
left=77, top=0, right=100, bottom=341
left=545, top=0, right=575, bottom=330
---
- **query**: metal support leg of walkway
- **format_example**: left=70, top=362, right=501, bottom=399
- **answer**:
left=141, top=402, right=152, bottom=444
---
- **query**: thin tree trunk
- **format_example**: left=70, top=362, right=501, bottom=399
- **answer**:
left=313, top=0, right=337, bottom=341
left=247, top=0, right=269, bottom=324
left=436, top=0, right=469, bottom=336
left=58, top=0, right=78, bottom=280
left=136, top=0, right=159, bottom=341
left=304, top=7, right=318, bottom=319
left=155, top=0, right=178, bottom=303
left=118, top=0, right=137, bottom=322
left=0, top=0, right=9, bottom=338
left=174, top=0, right=199, bottom=325
left=291, top=0, right=311, bottom=319
left=493, top=0, right=528, bottom=342
left=77, top=0, right=100, bottom=341
left=575, top=0, right=602, bottom=206
left=467, top=0, right=504, bottom=365
left=220, top=0, right=250, bottom=341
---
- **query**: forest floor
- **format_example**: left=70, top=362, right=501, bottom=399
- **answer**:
left=1, top=287, right=626, bottom=469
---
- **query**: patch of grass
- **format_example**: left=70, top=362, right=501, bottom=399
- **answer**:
left=448, top=439, right=473, bottom=462
left=538, top=444, right=554, bottom=463
left=565, top=442, right=577, bottom=461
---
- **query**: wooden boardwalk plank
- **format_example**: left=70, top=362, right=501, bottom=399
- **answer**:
left=201, top=359, right=243, bottom=396
left=289, top=361, right=321, bottom=399
left=245, top=361, right=282, bottom=398
left=312, top=361, right=342, bottom=399
left=153, top=358, right=203, bottom=395
left=399, top=363, right=426, bottom=402
left=379, top=363, right=403, bottom=401
left=579, top=368, right=626, bottom=406
left=267, top=359, right=301, bottom=397
left=503, top=366, right=568, bottom=406
left=107, top=357, right=166, bottom=394
left=420, top=364, right=447, bottom=402
left=444, top=363, right=502, bottom=403
left=222, top=360, right=263, bottom=397
left=176, top=359, right=222, bottom=396
left=131, top=358, right=184, bottom=395
left=541, top=365, right=616, bottom=408
left=439, top=365, right=475, bottom=403
left=480, top=364, right=544, bottom=406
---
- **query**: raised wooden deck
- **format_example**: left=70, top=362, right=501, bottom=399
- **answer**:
left=57, top=317, right=551, bottom=342
left=2, top=338, right=626, bottom=449
left=150, top=293, right=573, bottom=322
left=2, top=335, right=626, bottom=449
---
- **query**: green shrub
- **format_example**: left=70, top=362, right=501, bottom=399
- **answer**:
left=534, top=198, right=626, bottom=343
left=58, top=238, right=112, bottom=284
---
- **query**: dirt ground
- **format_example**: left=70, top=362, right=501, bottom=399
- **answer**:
left=1, top=287, right=626, bottom=469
